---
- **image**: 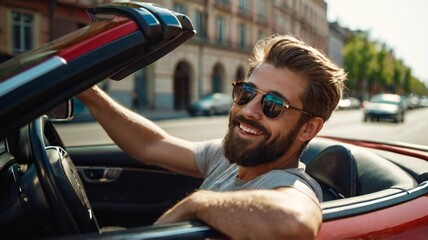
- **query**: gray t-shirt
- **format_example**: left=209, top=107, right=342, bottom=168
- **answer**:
left=194, top=139, right=323, bottom=203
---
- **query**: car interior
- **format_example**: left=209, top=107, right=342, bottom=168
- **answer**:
left=2, top=118, right=428, bottom=238
left=301, top=137, right=428, bottom=219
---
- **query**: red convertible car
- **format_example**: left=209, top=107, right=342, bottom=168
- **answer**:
left=0, top=2, right=427, bottom=239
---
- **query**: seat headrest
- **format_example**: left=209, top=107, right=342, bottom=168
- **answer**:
left=306, top=145, right=357, bottom=198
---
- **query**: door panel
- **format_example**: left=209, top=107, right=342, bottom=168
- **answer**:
left=67, top=144, right=202, bottom=227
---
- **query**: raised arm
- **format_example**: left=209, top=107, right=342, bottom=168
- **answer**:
left=77, top=85, right=201, bottom=178
left=154, top=187, right=322, bottom=239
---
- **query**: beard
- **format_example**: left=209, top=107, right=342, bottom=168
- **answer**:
left=222, top=114, right=303, bottom=167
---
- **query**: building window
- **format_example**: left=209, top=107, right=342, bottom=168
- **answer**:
left=194, top=10, right=202, bottom=37
left=257, top=0, right=266, bottom=19
left=239, top=23, right=246, bottom=49
left=239, top=0, right=248, bottom=11
left=216, top=16, right=225, bottom=44
left=258, top=29, right=265, bottom=40
left=216, top=0, right=230, bottom=5
left=12, top=11, right=34, bottom=53
left=174, top=2, right=187, bottom=14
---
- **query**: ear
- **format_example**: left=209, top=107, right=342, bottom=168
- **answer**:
left=297, top=117, right=324, bottom=142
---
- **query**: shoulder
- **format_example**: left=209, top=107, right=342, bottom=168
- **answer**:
left=194, top=138, right=223, bottom=152
left=260, top=169, right=323, bottom=203
left=194, top=139, right=228, bottom=177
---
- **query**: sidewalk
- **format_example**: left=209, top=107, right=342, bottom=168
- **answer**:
left=70, top=108, right=189, bottom=123
left=138, top=109, right=190, bottom=121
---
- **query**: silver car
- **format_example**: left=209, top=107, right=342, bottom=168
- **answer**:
left=187, top=93, right=233, bottom=116
left=363, top=93, right=406, bottom=123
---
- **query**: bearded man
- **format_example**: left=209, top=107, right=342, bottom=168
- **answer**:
left=78, top=34, right=347, bottom=239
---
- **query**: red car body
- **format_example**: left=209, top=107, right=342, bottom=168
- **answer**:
left=316, top=137, right=428, bottom=239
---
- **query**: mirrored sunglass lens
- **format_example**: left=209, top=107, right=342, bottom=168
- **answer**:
left=234, top=83, right=255, bottom=105
left=262, top=94, right=284, bottom=118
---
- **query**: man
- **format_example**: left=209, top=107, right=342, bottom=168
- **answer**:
left=78, top=34, right=347, bottom=239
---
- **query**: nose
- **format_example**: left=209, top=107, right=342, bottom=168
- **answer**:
left=239, top=94, right=263, bottom=120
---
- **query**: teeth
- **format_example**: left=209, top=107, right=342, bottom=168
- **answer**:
left=239, top=124, right=261, bottom=135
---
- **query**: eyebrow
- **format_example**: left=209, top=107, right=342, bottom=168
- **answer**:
left=248, top=82, right=292, bottom=104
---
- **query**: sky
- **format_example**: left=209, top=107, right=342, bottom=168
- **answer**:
left=325, top=0, right=428, bottom=86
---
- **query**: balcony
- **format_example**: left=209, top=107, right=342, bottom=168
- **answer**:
left=237, top=7, right=252, bottom=21
left=214, top=0, right=232, bottom=13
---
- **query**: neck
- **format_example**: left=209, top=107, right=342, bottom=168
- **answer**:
left=237, top=151, right=300, bottom=180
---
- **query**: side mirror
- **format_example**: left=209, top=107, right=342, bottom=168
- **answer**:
left=46, top=99, right=74, bottom=121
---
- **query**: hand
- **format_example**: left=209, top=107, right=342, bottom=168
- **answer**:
left=154, top=191, right=206, bottom=225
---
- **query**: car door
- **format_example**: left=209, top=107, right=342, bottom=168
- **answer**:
left=66, top=144, right=202, bottom=228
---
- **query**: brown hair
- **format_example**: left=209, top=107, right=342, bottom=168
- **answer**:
left=248, top=34, right=347, bottom=121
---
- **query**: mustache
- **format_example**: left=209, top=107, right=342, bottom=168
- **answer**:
left=232, top=114, right=269, bottom=136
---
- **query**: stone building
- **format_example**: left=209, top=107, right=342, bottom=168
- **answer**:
left=0, top=0, right=330, bottom=112
left=328, top=21, right=346, bottom=68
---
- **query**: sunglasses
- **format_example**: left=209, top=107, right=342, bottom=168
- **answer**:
left=232, top=81, right=313, bottom=119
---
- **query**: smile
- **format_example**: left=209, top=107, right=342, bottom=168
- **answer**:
left=238, top=123, right=262, bottom=135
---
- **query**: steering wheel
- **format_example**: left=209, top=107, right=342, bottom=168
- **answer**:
left=29, top=116, right=100, bottom=235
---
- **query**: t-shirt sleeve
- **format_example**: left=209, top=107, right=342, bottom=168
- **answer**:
left=194, top=139, right=224, bottom=178
left=257, top=170, right=323, bottom=203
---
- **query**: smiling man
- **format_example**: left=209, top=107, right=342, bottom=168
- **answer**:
left=78, top=34, right=347, bottom=239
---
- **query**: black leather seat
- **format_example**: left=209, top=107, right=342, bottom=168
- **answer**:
left=305, top=144, right=418, bottom=202
left=306, top=145, right=357, bottom=201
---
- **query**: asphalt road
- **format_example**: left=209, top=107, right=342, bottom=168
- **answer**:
left=55, top=108, right=428, bottom=147
left=319, top=107, right=428, bottom=145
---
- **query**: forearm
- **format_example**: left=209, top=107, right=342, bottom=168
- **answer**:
left=155, top=189, right=322, bottom=240
left=77, top=86, right=200, bottom=177
left=78, top=86, right=166, bottom=157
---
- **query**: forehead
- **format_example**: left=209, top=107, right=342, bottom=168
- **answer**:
left=247, top=63, right=307, bottom=105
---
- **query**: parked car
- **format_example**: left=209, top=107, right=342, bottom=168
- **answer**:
left=187, top=93, right=233, bottom=116
left=363, top=93, right=406, bottom=123
left=0, top=2, right=427, bottom=240
left=405, top=95, right=420, bottom=109
left=419, top=96, right=428, bottom=108
left=338, top=97, right=361, bottom=110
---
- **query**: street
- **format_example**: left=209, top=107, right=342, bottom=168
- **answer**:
left=319, top=107, right=428, bottom=145
left=55, top=108, right=428, bottom=147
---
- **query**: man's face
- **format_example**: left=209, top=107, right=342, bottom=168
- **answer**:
left=223, top=63, right=308, bottom=167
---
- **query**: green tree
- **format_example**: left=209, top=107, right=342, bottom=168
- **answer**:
left=392, top=60, right=404, bottom=94
left=403, top=67, right=412, bottom=94
left=343, top=31, right=428, bottom=97
left=412, top=78, right=428, bottom=95
left=343, top=32, right=377, bottom=99
left=373, top=43, right=394, bottom=92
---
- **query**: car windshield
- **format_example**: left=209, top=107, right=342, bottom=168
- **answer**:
left=371, top=96, right=401, bottom=104
left=201, top=95, right=215, bottom=101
